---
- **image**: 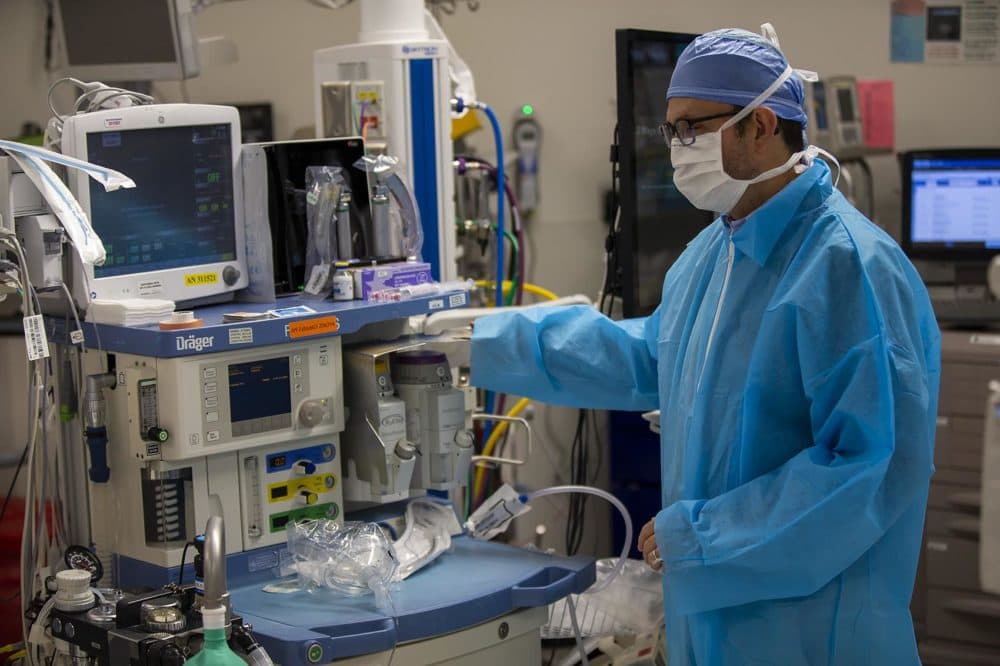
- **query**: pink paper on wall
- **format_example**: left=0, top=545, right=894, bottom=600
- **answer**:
left=856, top=80, right=895, bottom=149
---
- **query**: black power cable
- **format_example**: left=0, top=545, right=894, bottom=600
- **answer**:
left=565, top=409, right=590, bottom=556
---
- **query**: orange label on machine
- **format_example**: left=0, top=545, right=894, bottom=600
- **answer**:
left=288, top=316, right=340, bottom=339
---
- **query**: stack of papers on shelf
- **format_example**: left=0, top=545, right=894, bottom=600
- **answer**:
left=86, top=298, right=176, bottom=326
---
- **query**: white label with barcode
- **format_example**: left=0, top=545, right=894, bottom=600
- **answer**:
left=23, top=315, right=50, bottom=361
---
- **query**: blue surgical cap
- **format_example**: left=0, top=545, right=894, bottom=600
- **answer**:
left=667, top=28, right=808, bottom=127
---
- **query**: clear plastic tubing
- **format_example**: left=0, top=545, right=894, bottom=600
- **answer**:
left=525, top=485, right=633, bottom=594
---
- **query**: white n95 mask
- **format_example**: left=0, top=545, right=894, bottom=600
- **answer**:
left=670, top=63, right=835, bottom=215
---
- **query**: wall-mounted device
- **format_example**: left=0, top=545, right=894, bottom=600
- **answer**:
left=803, top=79, right=832, bottom=150
left=320, top=80, right=387, bottom=149
left=54, top=0, right=200, bottom=82
left=512, top=108, right=541, bottom=213
left=902, top=148, right=1000, bottom=323
left=60, top=104, right=248, bottom=307
left=818, top=76, right=864, bottom=153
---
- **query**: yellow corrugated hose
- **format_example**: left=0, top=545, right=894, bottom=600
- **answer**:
left=474, top=280, right=559, bottom=304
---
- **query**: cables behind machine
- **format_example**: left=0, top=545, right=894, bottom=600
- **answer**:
left=1, top=232, right=50, bottom=660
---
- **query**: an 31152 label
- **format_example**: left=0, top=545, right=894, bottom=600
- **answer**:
left=184, top=272, right=219, bottom=287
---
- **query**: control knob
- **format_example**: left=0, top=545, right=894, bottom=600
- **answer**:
left=299, top=400, right=328, bottom=427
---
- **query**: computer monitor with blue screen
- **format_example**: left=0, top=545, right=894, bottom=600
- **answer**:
left=902, top=149, right=1000, bottom=261
left=61, top=104, right=247, bottom=307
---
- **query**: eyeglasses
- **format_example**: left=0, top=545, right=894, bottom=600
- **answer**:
left=658, top=110, right=741, bottom=147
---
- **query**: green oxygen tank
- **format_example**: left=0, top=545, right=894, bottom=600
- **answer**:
left=186, top=607, right=245, bottom=666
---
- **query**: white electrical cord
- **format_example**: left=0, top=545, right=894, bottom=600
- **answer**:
left=26, top=596, right=55, bottom=666
left=46, top=77, right=156, bottom=149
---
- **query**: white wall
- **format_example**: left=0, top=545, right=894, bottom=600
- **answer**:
left=2, top=0, right=999, bottom=557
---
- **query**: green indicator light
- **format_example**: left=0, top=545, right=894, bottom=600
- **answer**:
left=522, top=104, right=534, bottom=116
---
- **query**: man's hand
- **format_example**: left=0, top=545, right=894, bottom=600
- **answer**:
left=638, top=518, right=663, bottom=572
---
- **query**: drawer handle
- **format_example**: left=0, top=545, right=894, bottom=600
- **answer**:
left=948, top=491, right=983, bottom=510
left=947, top=517, right=981, bottom=537
left=945, top=597, right=1000, bottom=618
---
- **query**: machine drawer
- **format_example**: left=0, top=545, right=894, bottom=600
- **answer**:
left=925, top=536, right=983, bottom=591
left=926, top=509, right=980, bottom=539
left=939, top=363, right=1000, bottom=417
left=929, top=483, right=982, bottom=512
left=935, top=415, right=985, bottom=471
left=927, top=588, right=1000, bottom=647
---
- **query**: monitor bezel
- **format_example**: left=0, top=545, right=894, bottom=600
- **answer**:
left=62, top=104, right=247, bottom=306
left=53, top=0, right=199, bottom=82
left=901, top=148, right=1000, bottom=262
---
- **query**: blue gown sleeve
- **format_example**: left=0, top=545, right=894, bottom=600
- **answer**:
left=654, top=295, right=939, bottom=614
left=470, top=304, right=661, bottom=411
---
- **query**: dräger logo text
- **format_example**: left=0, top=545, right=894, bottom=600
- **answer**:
left=176, top=334, right=215, bottom=352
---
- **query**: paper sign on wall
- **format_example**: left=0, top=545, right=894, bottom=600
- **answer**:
left=856, top=80, right=895, bottom=149
left=891, top=0, right=1000, bottom=64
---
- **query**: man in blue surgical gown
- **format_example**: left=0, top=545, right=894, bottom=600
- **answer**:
left=470, top=24, right=941, bottom=665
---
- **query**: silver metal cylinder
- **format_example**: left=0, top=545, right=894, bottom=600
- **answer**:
left=203, top=515, right=227, bottom=611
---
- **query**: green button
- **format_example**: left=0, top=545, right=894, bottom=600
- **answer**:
left=307, top=643, right=324, bottom=663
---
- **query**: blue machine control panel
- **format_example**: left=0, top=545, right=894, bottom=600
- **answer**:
left=266, top=443, right=336, bottom=473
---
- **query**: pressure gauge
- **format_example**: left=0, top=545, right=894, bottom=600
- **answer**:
left=64, top=545, right=104, bottom=584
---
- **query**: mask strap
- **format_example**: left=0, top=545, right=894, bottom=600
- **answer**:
left=806, top=146, right=842, bottom=186
left=749, top=145, right=842, bottom=186
left=749, top=145, right=810, bottom=184
left=722, top=65, right=795, bottom=129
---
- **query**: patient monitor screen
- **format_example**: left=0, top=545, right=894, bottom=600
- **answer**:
left=86, top=123, right=237, bottom=278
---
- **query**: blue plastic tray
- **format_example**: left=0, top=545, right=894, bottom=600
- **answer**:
left=229, top=537, right=595, bottom=664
